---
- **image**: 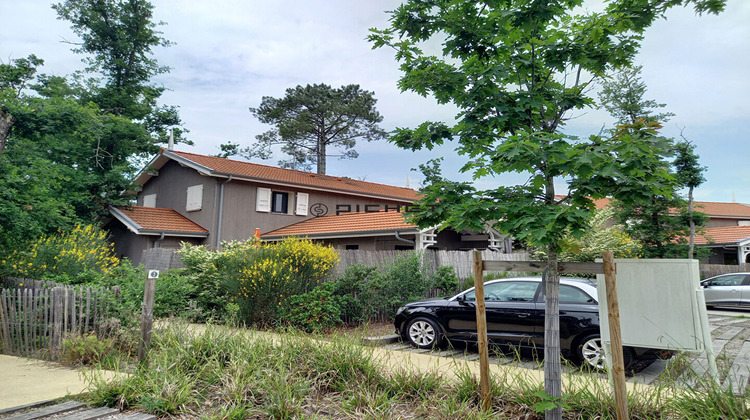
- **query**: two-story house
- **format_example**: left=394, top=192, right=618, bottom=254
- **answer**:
left=106, top=149, right=510, bottom=265
left=582, top=197, right=750, bottom=264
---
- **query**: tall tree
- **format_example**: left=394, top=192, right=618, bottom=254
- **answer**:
left=370, top=0, right=723, bottom=417
left=246, top=84, right=386, bottom=174
left=0, top=0, right=185, bottom=256
left=0, top=54, right=44, bottom=156
left=674, top=140, right=707, bottom=258
left=599, top=65, right=675, bottom=125
left=599, top=66, right=707, bottom=258
left=53, top=0, right=187, bottom=146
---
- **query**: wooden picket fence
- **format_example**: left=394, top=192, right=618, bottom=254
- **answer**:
left=0, top=283, right=121, bottom=357
left=333, top=249, right=531, bottom=279
left=700, top=263, right=750, bottom=279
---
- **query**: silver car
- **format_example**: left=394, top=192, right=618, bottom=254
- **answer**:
left=701, top=273, right=750, bottom=308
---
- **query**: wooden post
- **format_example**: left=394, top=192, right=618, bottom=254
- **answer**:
left=0, top=290, right=9, bottom=353
left=473, top=250, right=492, bottom=411
left=138, top=270, right=158, bottom=363
left=603, top=251, right=629, bottom=420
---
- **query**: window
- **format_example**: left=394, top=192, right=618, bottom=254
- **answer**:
left=186, top=185, right=203, bottom=212
left=464, top=281, right=538, bottom=302
left=345, top=244, right=359, bottom=250
left=708, top=274, right=746, bottom=287
left=559, top=285, right=596, bottom=304
left=272, top=191, right=289, bottom=214
left=142, top=194, right=157, bottom=208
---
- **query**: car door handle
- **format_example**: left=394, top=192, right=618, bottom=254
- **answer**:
left=516, top=312, right=531, bottom=318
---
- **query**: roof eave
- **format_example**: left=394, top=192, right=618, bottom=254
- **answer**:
left=138, top=229, right=209, bottom=238
left=109, top=206, right=209, bottom=238
left=109, top=206, right=143, bottom=235
left=262, top=228, right=419, bottom=241
left=208, top=170, right=417, bottom=203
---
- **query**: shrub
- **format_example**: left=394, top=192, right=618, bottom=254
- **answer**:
left=176, top=243, right=224, bottom=321
left=372, top=252, right=432, bottom=318
left=329, top=264, right=380, bottom=324
left=279, top=284, right=343, bottom=332
left=431, top=265, right=459, bottom=295
left=0, top=224, right=119, bottom=279
left=88, top=259, right=196, bottom=323
left=60, top=333, right=119, bottom=367
left=215, top=237, right=339, bottom=325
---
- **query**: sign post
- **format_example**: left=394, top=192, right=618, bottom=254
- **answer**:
left=473, top=250, right=492, bottom=411
left=138, top=269, right=158, bottom=363
left=603, top=251, right=629, bottom=420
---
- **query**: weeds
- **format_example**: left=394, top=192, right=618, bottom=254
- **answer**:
left=83, top=324, right=750, bottom=419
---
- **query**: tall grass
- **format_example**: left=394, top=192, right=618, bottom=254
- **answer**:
left=84, top=324, right=750, bottom=419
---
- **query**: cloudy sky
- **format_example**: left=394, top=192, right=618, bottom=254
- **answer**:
left=2, top=0, right=748, bottom=203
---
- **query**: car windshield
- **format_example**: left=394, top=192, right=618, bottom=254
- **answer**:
left=463, top=281, right=538, bottom=302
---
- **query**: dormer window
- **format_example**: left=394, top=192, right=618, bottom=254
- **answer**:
left=272, top=192, right=289, bottom=214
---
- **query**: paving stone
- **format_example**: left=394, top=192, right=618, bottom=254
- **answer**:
left=717, top=327, right=744, bottom=341
left=722, top=340, right=750, bottom=394
left=630, top=360, right=669, bottom=385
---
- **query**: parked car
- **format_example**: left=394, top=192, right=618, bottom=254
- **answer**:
left=394, top=277, right=673, bottom=370
left=701, top=272, right=750, bottom=308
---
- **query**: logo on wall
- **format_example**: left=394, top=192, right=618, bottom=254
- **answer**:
left=310, top=203, right=329, bottom=217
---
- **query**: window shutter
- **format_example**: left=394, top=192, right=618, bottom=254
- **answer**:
left=256, top=187, right=271, bottom=212
left=142, top=194, right=157, bottom=208
left=295, top=192, right=309, bottom=216
left=186, top=185, right=203, bottom=212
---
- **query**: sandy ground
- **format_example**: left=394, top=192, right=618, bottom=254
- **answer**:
left=0, top=355, right=120, bottom=410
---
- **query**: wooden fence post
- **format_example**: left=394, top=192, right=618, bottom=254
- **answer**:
left=603, top=251, right=628, bottom=420
left=138, top=270, right=158, bottom=363
left=473, top=250, right=492, bottom=411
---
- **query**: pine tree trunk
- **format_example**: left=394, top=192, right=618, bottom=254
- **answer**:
left=544, top=246, right=562, bottom=419
left=317, top=138, right=326, bottom=174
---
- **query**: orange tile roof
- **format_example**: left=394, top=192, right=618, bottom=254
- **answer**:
left=693, top=202, right=750, bottom=218
left=169, top=150, right=419, bottom=201
left=114, top=206, right=208, bottom=234
left=262, top=210, right=417, bottom=237
left=556, top=195, right=750, bottom=218
left=694, top=226, right=750, bottom=245
left=553, top=195, right=612, bottom=209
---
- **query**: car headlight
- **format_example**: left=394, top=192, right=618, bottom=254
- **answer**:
left=395, top=306, right=405, bottom=316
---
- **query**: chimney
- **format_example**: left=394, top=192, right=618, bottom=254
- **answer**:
left=168, top=129, right=175, bottom=151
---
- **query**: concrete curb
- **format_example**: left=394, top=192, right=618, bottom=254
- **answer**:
left=361, top=334, right=400, bottom=347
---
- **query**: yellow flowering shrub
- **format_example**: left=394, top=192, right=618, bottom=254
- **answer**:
left=214, top=237, right=339, bottom=325
left=1, top=224, right=119, bottom=280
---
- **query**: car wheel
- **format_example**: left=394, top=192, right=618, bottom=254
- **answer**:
left=405, top=317, right=443, bottom=349
left=576, top=334, right=632, bottom=371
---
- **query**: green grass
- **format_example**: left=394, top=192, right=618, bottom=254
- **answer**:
left=82, top=324, right=750, bottom=419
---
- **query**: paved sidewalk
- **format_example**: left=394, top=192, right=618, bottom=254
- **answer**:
left=0, top=355, right=119, bottom=410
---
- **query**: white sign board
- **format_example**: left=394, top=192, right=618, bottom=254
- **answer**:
left=147, top=270, right=160, bottom=280
left=596, top=259, right=708, bottom=352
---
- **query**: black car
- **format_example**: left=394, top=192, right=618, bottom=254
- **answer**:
left=394, top=277, right=673, bottom=369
